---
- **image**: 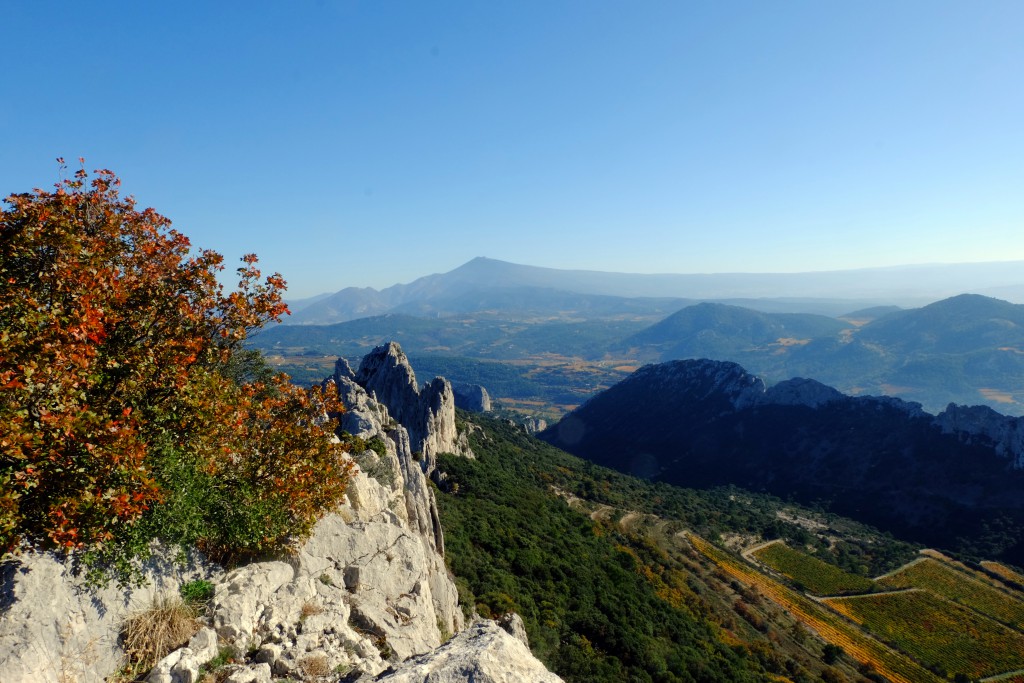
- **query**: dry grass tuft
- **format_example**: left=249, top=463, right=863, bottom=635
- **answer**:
left=299, top=652, right=331, bottom=678
left=121, top=594, right=200, bottom=671
left=300, top=601, right=324, bottom=619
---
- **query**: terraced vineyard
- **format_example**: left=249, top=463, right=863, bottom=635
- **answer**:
left=876, top=557, right=1024, bottom=630
left=751, top=540, right=876, bottom=595
left=692, top=534, right=1024, bottom=681
left=823, top=589, right=1024, bottom=679
left=687, top=534, right=942, bottom=683
left=982, top=560, right=1024, bottom=587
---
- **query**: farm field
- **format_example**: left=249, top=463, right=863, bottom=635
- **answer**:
left=751, top=540, right=876, bottom=595
left=692, top=534, right=1024, bottom=682
left=876, top=557, right=1024, bottom=630
left=687, top=534, right=942, bottom=683
left=982, top=560, right=1024, bottom=587
left=920, top=549, right=1024, bottom=594
left=823, top=589, right=1024, bottom=679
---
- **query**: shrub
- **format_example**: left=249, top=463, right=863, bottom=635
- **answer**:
left=0, top=163, right=354, bottom=582
left=822, top=643, right=844, bottom=664
left=354, top=449, right=395, bottom=489
left=180, top=579, right=215, bottom=606
left=367, top=436, right=388, bottom=458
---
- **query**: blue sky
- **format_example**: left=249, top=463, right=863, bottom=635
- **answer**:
left=3, top=1, right=1022, bottom=298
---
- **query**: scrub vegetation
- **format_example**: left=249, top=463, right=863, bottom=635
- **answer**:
left=0, top=166, right=353, bottom=583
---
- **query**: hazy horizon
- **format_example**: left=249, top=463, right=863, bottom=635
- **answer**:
left=295, top=254, right=1024, bottom=299
left=283, top=256, right=1024, bottom=314
left=4, top=2, right=1023, bottom=297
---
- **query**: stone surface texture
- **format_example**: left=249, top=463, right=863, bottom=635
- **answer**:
left=374, top=620, right=563, bottom=683
left=0, top=548, right=214, bottom=683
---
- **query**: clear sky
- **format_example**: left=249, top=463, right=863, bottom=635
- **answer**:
left=3, top=1, right=1022, bottom=298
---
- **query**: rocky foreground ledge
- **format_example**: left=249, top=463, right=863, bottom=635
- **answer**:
left=0, top=343, right=562, bottom=682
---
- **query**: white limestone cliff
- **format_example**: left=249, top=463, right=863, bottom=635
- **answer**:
left=352, top=342, right=473, bottom=472
left=0, top=343, right=565, bottom=683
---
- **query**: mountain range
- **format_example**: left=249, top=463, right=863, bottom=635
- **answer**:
left=623, top=294, right=1024, bottom=413
left=256, top=290, right=1024, bottom=416
left=286, top=257, right=1024, bottom=324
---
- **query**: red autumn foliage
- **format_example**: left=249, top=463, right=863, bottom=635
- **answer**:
left=0, top=163, right=352, bottom=572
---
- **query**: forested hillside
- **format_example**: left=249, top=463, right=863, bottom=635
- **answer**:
left=436, top=414, right=923, bottom=682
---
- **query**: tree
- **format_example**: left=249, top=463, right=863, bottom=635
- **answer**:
left=0, top=161, right=353, bottom=581
left=822, top=643, right=844, bottom=665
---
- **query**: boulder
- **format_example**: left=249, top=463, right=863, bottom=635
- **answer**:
left=452, top=383, right=492, bottom=413
left=374, top=620, right=563, bottom=683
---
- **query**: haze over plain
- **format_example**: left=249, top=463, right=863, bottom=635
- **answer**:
left=3, top=1, right=1023, bottom=298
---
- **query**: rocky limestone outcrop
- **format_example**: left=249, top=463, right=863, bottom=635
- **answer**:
left=506, top=416, right=547, bottom=434
left=352, top=342, right=473, bottom=472
left=0, top=344, right=507, bottom=682
left=331, top=353, right=451, bottom=557
left=374, top=620, right=563, bottom=683
left=935, top=403, right=1024, bottom=469
left=451, top=383, right=492, bottom=413
left=146, top=627, right=220, bottom=683
left=521, top=416, right=548, bottom=434
left=204, top=507, right=462, bottom=680
left=0, top=547, right=215, bottom=683
left=0, top=450, right=467, bottom=683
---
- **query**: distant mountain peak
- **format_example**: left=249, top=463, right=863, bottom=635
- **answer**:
left=289, top=259, right=1024, bottom=325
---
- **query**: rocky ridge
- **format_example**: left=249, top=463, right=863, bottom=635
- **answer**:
left=543, top=357, right=1024, bottom=564
left=351, top=342, right=474, bottom=474
left=593, top=358, right=1024, bottom=466
left=0, top=342, right=560, bottom=683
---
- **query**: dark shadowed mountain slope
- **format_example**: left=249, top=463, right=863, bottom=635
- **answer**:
left=541, top=359, right=1024, bottom=564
